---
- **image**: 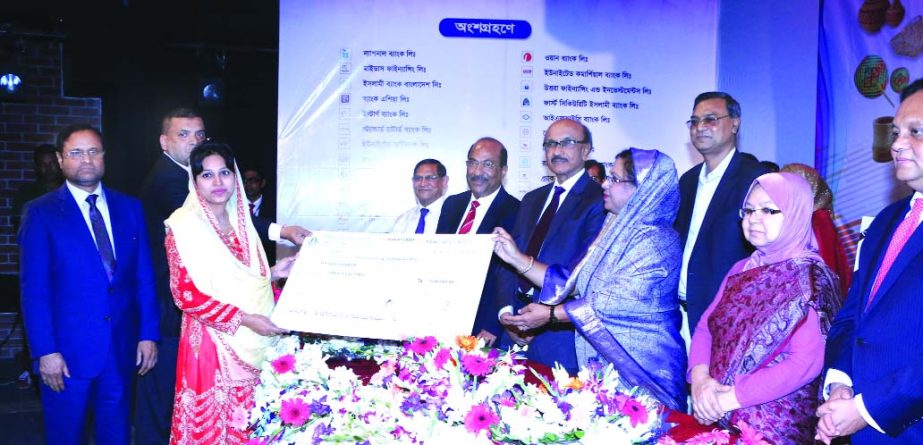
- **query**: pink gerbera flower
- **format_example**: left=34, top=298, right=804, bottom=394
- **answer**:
left=433, top=347, right=452, bottom=370
left=619, top=398, right=649, bottom=427
left=463, top=404, right=499, bottom=435
left=461, top=353, right=494, bottom=377
left=738, top=420, right=770, bottom=445
left=406, top=336, right=438, bottom=355
left=279, top=398, right=312, bottom=426
left=271, top=354, right=296, bottom=374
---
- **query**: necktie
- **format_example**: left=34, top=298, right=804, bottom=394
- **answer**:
left=867, top=198, right=923, bottom=309
left=86, top=194, right=116, bottom=281
left=519, top=186, right=565, bottom=292
left=415, top=207, right=430, bottom=234
left=249, top=202, right=256, bottom=216
left=457, top=200, right=480, bottom=234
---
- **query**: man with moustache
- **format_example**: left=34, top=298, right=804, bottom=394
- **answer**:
left=20, top=124, right=158, bottom=444
left=391, top=159, right=448, bottom=234
left=437, top=138, right=520, bottom=343
left=816, top=78, right=923, bottom=444
left=135, top=108, right=310, bottom=444
left=675, top=92, right=769, bottom=346
left=496, top=118, right=606, bottom=373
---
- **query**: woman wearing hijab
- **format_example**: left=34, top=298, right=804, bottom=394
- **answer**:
left=493, top=148, right=687, bottom=412
left=688, top=172, right=842, bottom=444
left=165, top=142, right=295, bottom=444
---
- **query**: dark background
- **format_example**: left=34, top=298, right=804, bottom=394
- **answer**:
left=2, top=0, right=282, bottom=194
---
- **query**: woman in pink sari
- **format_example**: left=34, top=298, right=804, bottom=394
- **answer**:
left=165, top=142, right=294, bottom=444
left=688, top=172, right=842, bottom=444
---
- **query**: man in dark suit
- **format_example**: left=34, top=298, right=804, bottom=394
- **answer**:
left=243, top=165, right=277, bottom=264
left=816, top=78, right=923, bottom=445
left=437, top=137, right=520, bottom=342
left=20, top=124, right=159, bottom=444
left=496, top=119, right=606, bottom=373
left=675, top=92, right=769, bottom=345
left=135, top=108, right=310, bottom=444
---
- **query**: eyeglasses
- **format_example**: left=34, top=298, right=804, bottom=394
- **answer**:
left=739, top=207, right=783, bottom=218
left=589, top=175, right=606, bottom=182
left=244, top=177, right=263, bottom=184
left=686, top=115, right=730, bottom=129
left=63, top=148, right=105, bottom=159
left=465, top=159, right=499, bottom=170
left=542, top=139, right=587, bottom=150
left=605, top=175, right=635, bottom=185
left=412, top=175, right=443, bottom=182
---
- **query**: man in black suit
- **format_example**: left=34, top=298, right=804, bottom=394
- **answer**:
left=674, top=92, right=769, bottom=347
left=243, top=165, right=277, bottom=264
left=496, top=118, right=606, bottom=373
left=436, top=137, right=520, bottom=343
left=134, top=108, right=310, bottom=444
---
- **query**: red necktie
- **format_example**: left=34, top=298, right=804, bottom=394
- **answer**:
left=249, top=202, right=256, bottom=216
left=457, top=200, right=480, bottom=234
left=867, top=198, right=923, bottom=309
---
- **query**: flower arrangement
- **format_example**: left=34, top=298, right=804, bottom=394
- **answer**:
left=248, top=334, right=668, bottom=444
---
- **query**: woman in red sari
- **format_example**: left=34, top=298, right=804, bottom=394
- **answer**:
left=165, top=142, right=294, bottom=444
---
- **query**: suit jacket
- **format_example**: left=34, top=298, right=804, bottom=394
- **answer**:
left=675, top=151, right=769, bottom=331
left=437, top=187, right=520, bottom=336
left=498, top=173, right=606, bottom=371
left=825, top=196, right=923, bottom=443
left=19, top=185, right=159, bottom=378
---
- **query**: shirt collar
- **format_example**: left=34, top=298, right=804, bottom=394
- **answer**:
left=164, top=152, right=191, bottom=173
left=65, top=180, right=104, bottom=204
left=555, top=169, right=585, bottom=190
left=420, top=195, right=446, bottom=211
left=699, top=148, right=736, bottom=184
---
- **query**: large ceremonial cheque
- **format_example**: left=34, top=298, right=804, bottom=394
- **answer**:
left=271, top=231, right=495, bottom=340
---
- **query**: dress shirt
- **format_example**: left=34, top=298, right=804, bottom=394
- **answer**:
left=165, top=153, right=284, bottom=242
left=250, top=195, right=263, bottom=217
left=457, top=187, right=500, bottom=234
left=535, top=169, right=584, bottom=224
left=678, top=148, right=736, bottom=299
left=822, top=191, right=923, bottom=434
left=66, top=181, right=116, bottom=258
left=390, top=195, right=445, bottom=234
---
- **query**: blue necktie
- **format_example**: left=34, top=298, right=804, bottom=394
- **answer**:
left=519, top=186, right=565, bottom=293
left=415, top=207, right=430, bottom=234
left=86, top=194, right=116, bottom=281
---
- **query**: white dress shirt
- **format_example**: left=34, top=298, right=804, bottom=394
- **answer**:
left=535, top=169, right=584, bottom=223
left=66, top=181, right=116, bottom=258
left=390, top=195, right=445, bottom=234
left=457, top=187, right=500, bottom=234
left=250, top=194, right=264, bottom=217
left=678, top=148, right=736, bottom=299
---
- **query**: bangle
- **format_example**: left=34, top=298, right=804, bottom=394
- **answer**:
left=518, top=256, right=534, bottom=274
left=547, top=304, right=558, bottom=326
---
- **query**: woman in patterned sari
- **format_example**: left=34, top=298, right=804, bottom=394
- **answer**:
left=493, top=148, right=687, bottom=412
left=165, top=142, right=295, bottom=444
left=688, top=172, right=842, bottom=444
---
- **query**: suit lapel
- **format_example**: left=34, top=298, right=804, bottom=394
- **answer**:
left=545, top=174, right=590, bottom=242
left=55, top=186, right=108, bottom=278
left=478, top=188, right=508, bottom=234
left=698, top=152, right=743, bottom=234
left=866, top=198, right=919, bottom=313
left=520, top=183, right=552, bottom=242
left=105, top=188, right=128, bottom=282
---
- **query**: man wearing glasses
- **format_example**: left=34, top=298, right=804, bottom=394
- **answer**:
left=391, top=158, right=448, bottom=234
left=437, top=137, right=520, bottom=343
left=19, top=124, right=159, bottom=444
left=495, top=118, right=606, bottom=372
left=674, top=92, right=769, bottom=350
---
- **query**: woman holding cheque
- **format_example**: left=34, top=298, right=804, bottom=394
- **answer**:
left=165, top=142, right=295, bottom=444
left=492, top=148, right=687, bottom=412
